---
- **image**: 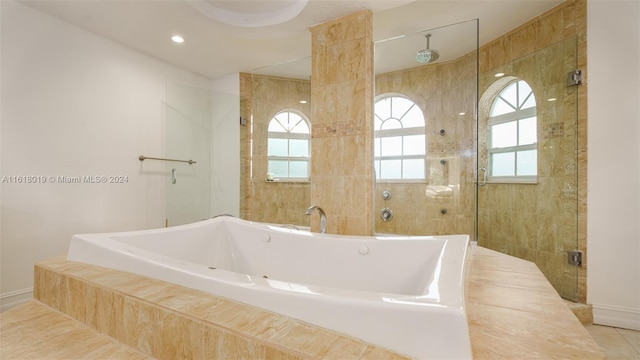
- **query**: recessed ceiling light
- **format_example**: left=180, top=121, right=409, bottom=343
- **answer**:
left=547, top=98, right=557, bottom=102
left=299, top=100, right=308, bottom=104
left=171, top=35, right=185, bottom=44
left=458, top=112, right=466, bottom=116
left=494, top=72, right=505, bottom=77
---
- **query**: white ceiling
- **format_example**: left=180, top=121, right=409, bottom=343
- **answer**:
left=19, top=0, right=564, bottom=80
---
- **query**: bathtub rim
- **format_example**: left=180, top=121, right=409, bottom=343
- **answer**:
left=66, top=217, right=473, bottom=359
left=67, top=217, right=470, bottom=305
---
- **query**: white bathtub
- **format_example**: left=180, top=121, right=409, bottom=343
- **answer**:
left=67, top=216, right=472, bottom=359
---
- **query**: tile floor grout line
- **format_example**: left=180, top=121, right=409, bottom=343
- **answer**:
left=615, top=327, right=640, bottom=355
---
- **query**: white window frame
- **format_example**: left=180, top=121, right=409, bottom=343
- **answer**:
left=487, top=80, right=538, bottom=183
left=374, top=95, right=426, bottom=182
left=267, top=110, right=311, bottom=181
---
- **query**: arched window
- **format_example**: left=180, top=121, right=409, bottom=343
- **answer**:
left=374, top=95, right=425, bottom=180
left=267, top=111, right=310, bottom=180
left=488, top=79, right=537, bottom=181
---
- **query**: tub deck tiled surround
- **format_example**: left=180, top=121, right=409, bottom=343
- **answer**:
left=1, top=245, right=604, bottom=359
left=466, top=245, right=604, bottom=359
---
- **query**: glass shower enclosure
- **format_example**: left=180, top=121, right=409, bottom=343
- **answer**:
left=374, top=20, right=580, bottom=301
left=164, top=84, right=212, bottom=226
left=477, top=37, right=581, bottom=301
left=373, top=20, right=479, bottom=240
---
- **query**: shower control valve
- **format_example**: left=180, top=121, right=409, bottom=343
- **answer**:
left=380, top=208, right=394, bottom=222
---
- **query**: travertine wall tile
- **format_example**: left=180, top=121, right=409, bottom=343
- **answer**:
left=240, top=73, right=253, bottom=220
left=241, top=74, right=312, bottom=226
left=154, top=309, right=204, bottom=359
left=375, top=50, right=476, bottom=236
left=309, top=10, right=374, bottom=235
left=476, top=0, right=586, bottom=301
left=321, top=336, right=368, bottom=359
left=85, top=285, right=123, bottom=338
left=239, top=1, right=588, bottom=301
left=120, top=296, right=156, bottom=354
left=270, top=320, right=342, bottom=357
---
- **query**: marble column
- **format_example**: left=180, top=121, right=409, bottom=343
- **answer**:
left=309, top=10, right=374, bottom=235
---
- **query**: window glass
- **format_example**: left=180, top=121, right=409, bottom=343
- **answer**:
left=381, top=136, right=402, bottom=156
left=517, top=150, right=537, bottom=176
left=289, top=160, right=308, bottom=178
left=522, top=95, right=536, bottom=109
left=380, top=159, right=402, bottom=179
left=403, top=135, right=426, bottom=155
left=268, top=160, right=289, bottom=177
left=267, top=138, right=288, bottom=156
left=268, top=119, right=286, bottom=132
left=381, top=119, right=402, bottom=130
left=374, top=98, right=392, bottom=124
left=289, top=139, right=308, bottom=157
left=289, top=117, right=309, bottom=134
left=501, top=82, right=518, bottom=107
left=374, top=95, right=426, bottom=180
left=402, top=106, right=426, bottom=128
left=267, top=111, right=311, bottom=180
left=518, top=81, right=534, bottom=108
left=518, top=117, right=537, bottom=145
left=403, top=159, right=425, bottom=179
left=491, top=122, right=517, bottom=148
left=487, top=79, right=538, bottom=181
left=490, top=98, right=514, bottom=116
left=491, top=152, right=515, bottom=176
left=392, top=97, right=414, bottom=119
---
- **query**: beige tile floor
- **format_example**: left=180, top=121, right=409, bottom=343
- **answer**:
left=587, top=325, right=640, bottom=359
left=2, top=300, right=639, bottom=359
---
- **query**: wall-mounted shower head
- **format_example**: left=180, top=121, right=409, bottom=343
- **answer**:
left=416, top=34, right=440, bottom=64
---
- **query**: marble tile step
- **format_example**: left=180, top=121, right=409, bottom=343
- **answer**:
left=565, top=300, right=594, bottom=325
left=0, top=300, right=151, bottom=360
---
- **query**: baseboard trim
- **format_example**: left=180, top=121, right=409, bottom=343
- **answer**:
left=0, top=288, right=33, bottom=312
left=592, top=303, right=640, bottom=331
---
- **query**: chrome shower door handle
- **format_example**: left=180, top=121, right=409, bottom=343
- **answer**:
left=478, top=167, right=487, bottom=186
left=171, top=168, right=177, bottom=184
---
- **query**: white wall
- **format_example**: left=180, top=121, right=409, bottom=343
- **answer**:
left=0, top=1, right=218, bottom=309
left=587, top=0, right=640, bottom=330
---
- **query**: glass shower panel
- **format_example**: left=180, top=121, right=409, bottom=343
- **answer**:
left=246, top=57, right=312, bottom=225
left=165, top=84, right=212, bottom=226
left=373, top=20, right=479, bottom=237
left=477, top=37, right=580, bottom=301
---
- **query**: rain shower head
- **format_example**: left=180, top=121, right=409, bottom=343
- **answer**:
left=416, top=34, right=440, bottom=64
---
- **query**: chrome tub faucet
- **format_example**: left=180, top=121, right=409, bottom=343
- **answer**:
left=305, top=205, right=326, bottom=234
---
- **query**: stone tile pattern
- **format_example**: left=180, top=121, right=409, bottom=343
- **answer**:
left=239, top=0, right=588, bottom=304
left=241, top=73, right=312, bottom=226
left=476, top=0, right=588, bottom=302
left=586, top=325, right=640, bottom=359
left=239, top=72, right=252, bottom=220
left=467, top=245, right=605, bottom=359
left=374, top=52, right=477, bottom=238
left=0, top=300, right=151, bottom=360
left=308, top=10, right=375, bottom=235
left=19, top=249, right=606, bottom=359
left=565, top=299, right=594, bottom=325
left=32, top=257, right=407, bottom=360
